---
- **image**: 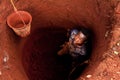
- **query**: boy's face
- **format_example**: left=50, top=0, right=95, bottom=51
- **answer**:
left=73, top=32, right=86, bottom=46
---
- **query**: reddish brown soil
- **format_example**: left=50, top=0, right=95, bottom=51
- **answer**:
left=0, top=0, right=120, bottom=80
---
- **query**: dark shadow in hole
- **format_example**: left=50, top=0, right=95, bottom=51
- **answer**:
left=22, top=26, right=93, bottom=80
left=23, top=27, right=71, bottom=80
left=68, top=63, right=89, bottom=80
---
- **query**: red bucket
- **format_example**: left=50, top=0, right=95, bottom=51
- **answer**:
left=7, top=11, right=32, bottom=37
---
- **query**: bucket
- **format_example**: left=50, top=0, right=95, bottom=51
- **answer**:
left=7, top=11, right=32, bottom=37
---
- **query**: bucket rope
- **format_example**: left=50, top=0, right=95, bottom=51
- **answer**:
left=10, top=0, right=26, bottom=26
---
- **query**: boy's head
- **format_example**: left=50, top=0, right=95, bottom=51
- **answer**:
left=73, top=31, right=87, bottom=46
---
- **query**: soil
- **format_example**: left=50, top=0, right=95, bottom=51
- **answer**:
left=0, top=0, right=120, bottom=80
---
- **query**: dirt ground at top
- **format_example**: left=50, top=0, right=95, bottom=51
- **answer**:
left=0, top=0, right=120, bottom=80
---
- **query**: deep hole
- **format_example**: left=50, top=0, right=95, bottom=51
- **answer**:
left=22, top=26, right=93, bottom=80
